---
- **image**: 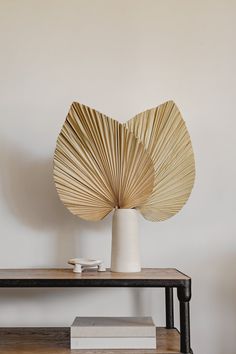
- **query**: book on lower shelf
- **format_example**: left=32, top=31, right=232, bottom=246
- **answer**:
left=70, top=316, right=156, bottom=349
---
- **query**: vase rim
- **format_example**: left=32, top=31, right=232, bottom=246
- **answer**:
left=114, top=208, right=138, bottom=212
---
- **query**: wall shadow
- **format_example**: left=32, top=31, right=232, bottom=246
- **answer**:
left=0, top=137, right=144, bottom=326
left=0, top=138, right=108, bottom=266
left=214, top=253, right=236, bottom=354
left=185, top=249, right=236, bottom=354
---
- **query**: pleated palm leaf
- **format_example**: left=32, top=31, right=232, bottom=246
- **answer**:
left=53, top=102, right=155, bottom=221
left=125, top=101, right=195, bottom=221
left=53, top=101, right=195, bottom=222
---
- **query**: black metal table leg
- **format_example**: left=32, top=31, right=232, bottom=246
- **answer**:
left=165, top=287, right=174, bottom=328
left=177, top=280, right=192, bottom=354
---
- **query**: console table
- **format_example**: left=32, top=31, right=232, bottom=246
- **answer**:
left=0, top=268, right=193, bottom=354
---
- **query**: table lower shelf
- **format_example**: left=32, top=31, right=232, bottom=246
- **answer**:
left=0, top=327, right=181, bottom=354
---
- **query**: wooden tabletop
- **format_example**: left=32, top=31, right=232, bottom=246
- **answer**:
left=0, top=268, right=190, bottom=288
left=0, top=327, right=181, bottom=354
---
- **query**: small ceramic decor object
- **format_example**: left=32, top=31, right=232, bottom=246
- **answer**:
left=54, top=101, right=195, bottom=273
left=68, top=258, right=106, bottom=273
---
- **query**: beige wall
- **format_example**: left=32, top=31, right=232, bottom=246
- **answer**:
left=0, top=1, right=236, bottom=353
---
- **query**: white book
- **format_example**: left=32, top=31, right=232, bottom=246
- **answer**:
left=71, top=336, right=157, bottom=349
left=71, top=316, right=156, bottom=337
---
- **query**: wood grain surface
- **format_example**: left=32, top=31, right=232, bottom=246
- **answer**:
left=0, top=268, right=189, bottom=280
left=0, top=327, right=180, bottom=354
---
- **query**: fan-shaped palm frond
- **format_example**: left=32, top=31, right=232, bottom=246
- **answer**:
left=125, top=101, right=195, bottom=221
left=53, top=102, right=155, bottom=221
left=53, top=101, right=195, bottom=222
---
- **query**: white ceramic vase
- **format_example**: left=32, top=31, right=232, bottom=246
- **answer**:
left=111, top=208, right=141, bottom=273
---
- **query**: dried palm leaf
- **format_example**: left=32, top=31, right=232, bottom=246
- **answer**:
left=53, top=102, right=155, bottom=221
left=125, top=101, right=195, bottom=221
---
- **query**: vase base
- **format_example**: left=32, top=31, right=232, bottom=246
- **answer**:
left=111, top=265, right=141, bottom=273
left=111, top=270, right=141, bottom=273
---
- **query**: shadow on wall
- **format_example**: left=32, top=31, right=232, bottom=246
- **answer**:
left=187, top=247, right=236, bottom=354
left=0, top=138, right=107, bottom=266
left=214, top=252, right=236, bottom=354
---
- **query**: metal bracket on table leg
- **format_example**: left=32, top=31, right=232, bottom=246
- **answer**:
left=177, top=281, right=193, bottom=354
left=165, top=287, right=174, bottom=329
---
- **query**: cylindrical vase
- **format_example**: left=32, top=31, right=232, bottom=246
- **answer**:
left=111, top=208, right=141, bottom=272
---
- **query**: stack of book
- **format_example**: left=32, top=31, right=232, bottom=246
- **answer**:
left=70, top=316, right=156, bottom=349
